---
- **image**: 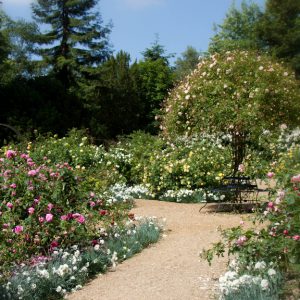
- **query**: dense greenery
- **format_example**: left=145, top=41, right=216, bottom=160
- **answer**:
left=210, top=0, right=300, bottom=77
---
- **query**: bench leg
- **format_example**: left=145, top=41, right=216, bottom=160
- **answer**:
left=199, top=202, right=208, bottom=212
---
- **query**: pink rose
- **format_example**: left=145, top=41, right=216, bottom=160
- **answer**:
left=72, top=213, right=85, bottom=224
left=10, top=183, right=17, bottom=189
left=6, top=150, right=16, bottom=159
left=28, top=170, right=38, bottom=177
left=39, top=216, right=45, bottom=223
left=291, top=175, right=300, bottom=183
left=14, top=225, right=23, bottom=234
left=267, top=202, right=274, bottom=209
left=47, top=203, right=54, bottom=211
left=28, top=207, right=35, bottom=214
left=20, top=153, right=29, bottom=159
left=89, top=201, right=96, bottom=207
left=60, top=215, right=68, bottom=221
left=267, top=172, right=275, bottom=179
left=45, top=213, right=53, bottom=222
left=236, top=235, right=247, bottom=246
left=292, top=235, right=300, bottom=241
left=90, top=192, right=95, bottom=198
left=6, top=202, right=13, bottom=209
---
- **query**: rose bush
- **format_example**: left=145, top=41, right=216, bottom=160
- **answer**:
left=201, top=145, right=300, bottom=298
left=0, top=148, right=131, bottom=276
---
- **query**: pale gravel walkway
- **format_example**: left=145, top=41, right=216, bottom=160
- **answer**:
left=67, top=200, right=244, bottom=300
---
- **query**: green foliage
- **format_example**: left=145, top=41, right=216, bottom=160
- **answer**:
left=82, top=51, right=144, bottom=138
left=0, top=218, right=162, bottom=299
left=31, top=0, right=112, bottom=87
left=0, top=131, right=135, bottom=275
left=256, top=0, right=300, bottom=77
left=201, top=146, right=300, bottom=298
left=0, top=76, right=83, bottom=137
left=133, top=42, right=174, bottom=132
left=174, top=46, right=202, bottom=80
left=161, top=50, right=300, bottom=141
left=209, top=1, right=263, bottom=53
left=210, top=0, right=300, bottom=77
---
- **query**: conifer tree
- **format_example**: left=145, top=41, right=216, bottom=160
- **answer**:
left=31, top=0, right=112, bottom=87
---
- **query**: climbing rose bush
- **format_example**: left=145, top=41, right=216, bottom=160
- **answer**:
left=160, top=50, right=300, bottom=139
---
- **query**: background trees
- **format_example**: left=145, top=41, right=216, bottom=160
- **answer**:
left=209, top=0, right=300, bottom=77
left=257, top=0, right=300, bottom=77
left=173, top=46, right=202, bottom=80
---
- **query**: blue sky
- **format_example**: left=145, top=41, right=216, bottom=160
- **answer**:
left=2, top=0, right=265, bottom=63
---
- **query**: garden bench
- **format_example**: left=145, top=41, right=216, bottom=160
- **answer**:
left=199, top=176, right=269, bottom=212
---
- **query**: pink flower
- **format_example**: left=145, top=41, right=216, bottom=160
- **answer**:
left=28, top=170, right=38, bottom=177
left=89, top=201, right=96, bottom=207
left=283, top=230, right=289, bottom=235
left=47, top=203, right=54, bottom=211
left=6, top=202, right=13, bottom=209
left=20, top=153, right=29, bottom=159
left=28, top=207, right=35, bottom=214
left=60, top=215, right=68, bottom=221
left=238, top=164, right=245, bottom=173
left=291, top=174, right=300, bottom=183
left=6, top=150, right=17, bottom=159
left=292, top=235, right=300, bottom=241
left=267, top=172, right=275, bottom=179
left=90, top=192, right=95, bottom=198
left=14, top=225, right=23, bottom=234
left=39, top=217, right=44, bottom=223
left=72, top=213, right=85, bottom=224
left=45, top=213, right=53, bottom=222
left=10, top=183, right=17, bottom=189
left=267, top=202, right=274, bottom=209
left=236, top=235, right=247, bottom=246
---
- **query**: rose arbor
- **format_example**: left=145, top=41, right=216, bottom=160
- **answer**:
left=160, top=50, right=300, bottom=174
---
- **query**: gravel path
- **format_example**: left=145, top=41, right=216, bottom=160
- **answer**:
left=67, top=200, right=244, bottom=300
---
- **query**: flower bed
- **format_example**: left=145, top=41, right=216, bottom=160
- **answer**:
left=0, top=218, right=162, bottom=300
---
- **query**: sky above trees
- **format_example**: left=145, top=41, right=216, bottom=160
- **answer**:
left=2, top=0, right=265, bottom=63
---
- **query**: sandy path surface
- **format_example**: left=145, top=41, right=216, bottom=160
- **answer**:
left=67, top=200, right=245, bottom=300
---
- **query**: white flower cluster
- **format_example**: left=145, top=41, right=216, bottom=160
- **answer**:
left=105, top=183, right=151, bottom=203
left=160, top=188, right=224, bottom=203
left=218, top=260, right=280, bottom=299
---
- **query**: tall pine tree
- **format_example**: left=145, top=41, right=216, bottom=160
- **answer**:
left=32, top=0, right=112, bottom=87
